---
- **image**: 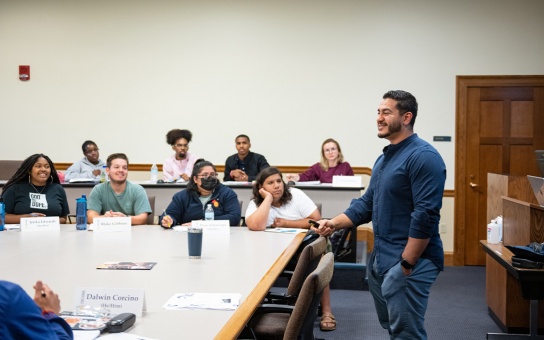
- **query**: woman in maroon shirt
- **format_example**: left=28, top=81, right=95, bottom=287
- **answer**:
left=286, top=138, right=354, bottom=183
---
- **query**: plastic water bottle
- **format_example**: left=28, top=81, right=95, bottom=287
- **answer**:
left=487, top=219, right=500, bottom=244
left=205, top=204, right=214, bottom=220
left=76, top=195, right=87, bottom=230
left=100, top=165, right=107, bottom=183
left=150, top=164, right=158, bottom=183
left=0, top=199, right=5, bottom=231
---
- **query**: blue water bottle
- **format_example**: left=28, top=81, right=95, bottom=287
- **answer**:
left=76, top=195, right=87, bottom=230
left=0, top=198, right=5, bottom=231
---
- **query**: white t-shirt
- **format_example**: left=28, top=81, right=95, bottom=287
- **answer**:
left=245, top=188, right=317, bottom=226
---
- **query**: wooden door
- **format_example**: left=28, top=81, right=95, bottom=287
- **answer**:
left=454, top=76, right=544, bottom=266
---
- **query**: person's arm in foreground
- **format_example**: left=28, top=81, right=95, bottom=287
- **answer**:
left=0, top=280, right=73, bottom=340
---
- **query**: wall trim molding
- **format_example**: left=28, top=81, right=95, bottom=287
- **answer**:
left=55, top=163, right=373, bottom=175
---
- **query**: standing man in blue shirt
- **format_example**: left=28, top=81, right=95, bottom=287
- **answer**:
left=224, top=134, right=270, bottom=182
left=314, top=90, right=446, bottom=339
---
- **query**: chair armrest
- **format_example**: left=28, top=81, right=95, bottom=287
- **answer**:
left=264, top=292, right=297, bottom=304
left=254, top=304, right=295, bottom=315
left=280, top=270, right=294, bottom=277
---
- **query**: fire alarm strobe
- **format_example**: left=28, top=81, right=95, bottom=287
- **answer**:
left=19, top=65, right=30, bottom=81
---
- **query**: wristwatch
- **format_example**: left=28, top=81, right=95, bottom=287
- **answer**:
left=400, top=258, right=415, bottom=270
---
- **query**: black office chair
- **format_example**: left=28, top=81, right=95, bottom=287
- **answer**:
left=238, top=200, right=244, bottom=226
left=265, top=236, right=327, bottom=305
left=245, top=253, right=334, bottom=340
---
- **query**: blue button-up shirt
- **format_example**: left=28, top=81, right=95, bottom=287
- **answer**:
left=344, top=134, right=446, bottom=274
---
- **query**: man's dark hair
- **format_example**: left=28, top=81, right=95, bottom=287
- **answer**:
left=252, top=167, right=292, bottom=207
left=81, top=140, right=97, bottom=153
left=235, top=134, right=250, bottom=142
left=166, top=129, right=193, bottom=146
left=107, top=153, right=129, bottom=168
left=383, top=90, right=418, bottom=127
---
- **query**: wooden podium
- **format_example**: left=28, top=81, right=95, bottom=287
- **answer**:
left=485, top=173, right=544, bottom=333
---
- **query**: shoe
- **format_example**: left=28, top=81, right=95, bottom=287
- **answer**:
left=320, top=313, right=336, bottom=331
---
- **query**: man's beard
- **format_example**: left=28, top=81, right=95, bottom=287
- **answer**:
left=378, top=120, right=402, bottom=139
left=178, top=151, right=187, bottom=159
left=110, top=177, right=126, bottom=185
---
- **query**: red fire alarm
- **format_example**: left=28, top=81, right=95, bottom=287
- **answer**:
left=19, top=65, right=30, bottom=81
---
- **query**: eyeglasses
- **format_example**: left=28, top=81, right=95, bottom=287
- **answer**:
left=324, top=147, right=337, bottom=153
left=174, top=143, right=189, bottom=148
left=198, top=172, right=217, bottom=179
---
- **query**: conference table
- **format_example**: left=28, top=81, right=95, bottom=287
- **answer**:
left=0, top=225, right=305, bottom=339
left=58, top=181, right=364, bottom=220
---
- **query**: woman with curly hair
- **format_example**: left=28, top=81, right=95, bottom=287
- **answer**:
left=245, top=166, right=336, bottom=331
left=1, top=154, right=69, bottom=224
left=162, top=129, right=199, bottom=182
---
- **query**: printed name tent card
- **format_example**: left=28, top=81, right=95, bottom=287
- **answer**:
left=192, top=220, right=230, bottom=234
left=74, top=287, right=146, bottom=317
left=332, top=175, right=362, bottom=187
left=93, top=217, right=131, bottom=232
left=20, top=216, right=60, bottom=231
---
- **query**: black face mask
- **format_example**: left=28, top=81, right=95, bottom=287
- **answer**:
left=200, top=177, right=218, bottom=191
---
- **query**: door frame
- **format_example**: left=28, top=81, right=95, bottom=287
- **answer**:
left=454, top=75, right=544, bottom=266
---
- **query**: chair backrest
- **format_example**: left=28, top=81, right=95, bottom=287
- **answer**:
left=332, top=227, right=353, bottom=261
left=0, top=160, right=23, bottom=180
left=284, top=252, right=334, bottom=340
left=286, top=236, right=327, bottom=297
left=238, top=200, right=244, bottom=226
left=147, top=196, right=155, bottom=225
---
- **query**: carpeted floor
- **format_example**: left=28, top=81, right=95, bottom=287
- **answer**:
left=312, top=265, right=502, bottom=339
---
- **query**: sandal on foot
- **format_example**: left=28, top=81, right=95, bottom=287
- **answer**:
left=320, top=313, right=336, bottom=331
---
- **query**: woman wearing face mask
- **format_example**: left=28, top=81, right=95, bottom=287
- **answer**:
left=160, top=159, right=241, bottom=227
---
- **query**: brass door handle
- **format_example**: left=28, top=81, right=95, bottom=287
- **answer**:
left=469, top=182, right=478, bottom=188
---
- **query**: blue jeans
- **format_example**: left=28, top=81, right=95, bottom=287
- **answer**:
left=368, top=256, right=440, bottom=340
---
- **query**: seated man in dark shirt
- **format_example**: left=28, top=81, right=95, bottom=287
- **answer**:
left=223, top=134, right=270, bottom=182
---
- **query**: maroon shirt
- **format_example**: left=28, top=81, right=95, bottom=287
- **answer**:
left=299, top=162, right=354, bottom=183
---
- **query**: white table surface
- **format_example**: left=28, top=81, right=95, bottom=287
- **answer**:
left=0, top=225, right=299, bottom=340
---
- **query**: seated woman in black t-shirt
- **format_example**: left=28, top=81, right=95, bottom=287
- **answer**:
left=1, top=154, right=69, bottom=224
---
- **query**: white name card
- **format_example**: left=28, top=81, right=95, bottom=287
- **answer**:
left=93, top=217, right=132, bottom=232
left=332, top=175, right=362, bottom=187
left=74, top=287, right=146, bottom=317
left=20, top=216, right=60, bottom=231
left=192, top=220, right=230, bottom=234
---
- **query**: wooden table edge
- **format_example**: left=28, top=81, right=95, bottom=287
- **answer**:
left=215, top=232, right=305, bottom=340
